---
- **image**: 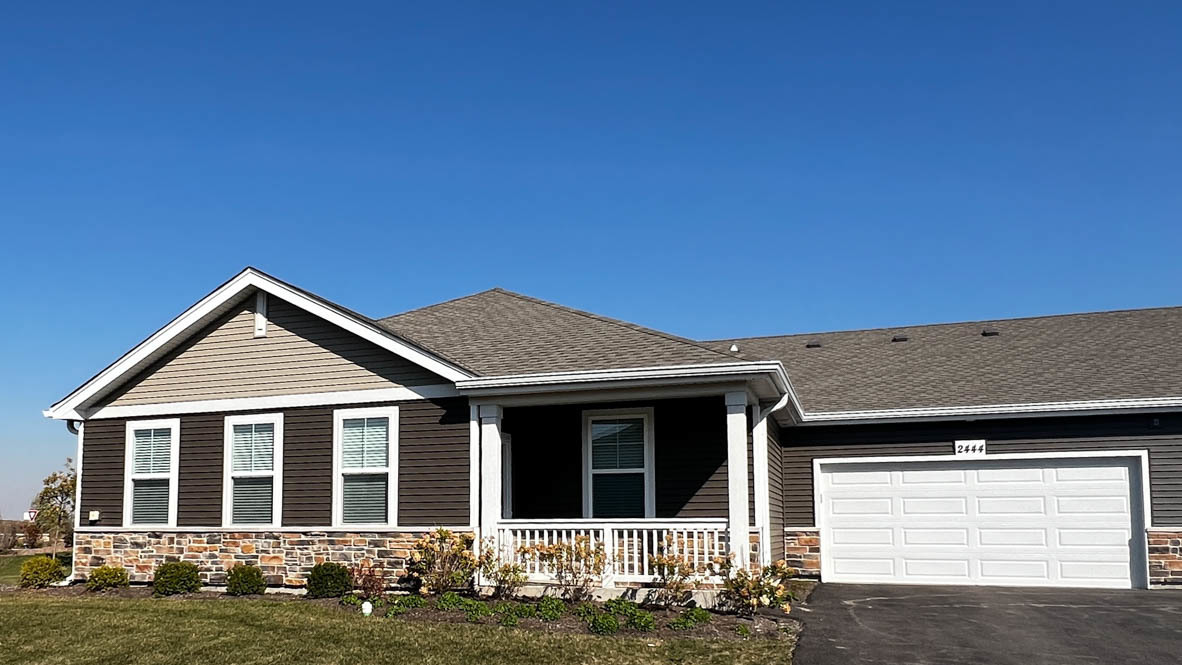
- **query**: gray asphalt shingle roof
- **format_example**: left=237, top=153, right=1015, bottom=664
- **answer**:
left=707, top=307, right=1182, bottom=413
left=376, top=286, right=1182, bottom=414
left=377, top=288, right=738, bottom=377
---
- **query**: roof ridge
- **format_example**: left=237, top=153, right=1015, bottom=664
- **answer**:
left=378, top=287, right=504, bottom=322
left=490, top=288, right=742, bottom=363
left=705, top=303, right=1182, bottom=344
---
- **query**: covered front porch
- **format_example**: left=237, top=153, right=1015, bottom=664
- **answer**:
left=471, top=387, right=784, bottom=586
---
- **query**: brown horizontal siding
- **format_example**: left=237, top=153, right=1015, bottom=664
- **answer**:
left=767, top=420, right=785, bottom=561
left=81, top=397, right=470, bottom=529
left=101, top=293, right=444, bottom=407
left=398, top=398, right=470, bottom=526
left=177, top=413, right=223, bottom=526
left=505, top=396, right=729, bottom=520
left=780, top=412, right=1182, bottom=526
left=79, top=419, right=125, bottom=527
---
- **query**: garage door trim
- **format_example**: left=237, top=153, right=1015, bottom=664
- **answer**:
left=812, top=450, right=1151, bottom=588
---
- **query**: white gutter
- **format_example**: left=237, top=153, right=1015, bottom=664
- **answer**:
left=799, top=395, right=1182, bottom=424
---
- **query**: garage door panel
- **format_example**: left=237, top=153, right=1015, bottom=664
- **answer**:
left=820, top=456, right=1143, bottom=589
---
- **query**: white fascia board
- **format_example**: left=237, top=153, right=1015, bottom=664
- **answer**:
left=800, top=396, right=1182, bottom=424
left=45, top=269, right=471, bottom=420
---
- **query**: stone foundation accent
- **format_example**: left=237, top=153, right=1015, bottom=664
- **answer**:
left=73, top=531, right=468, bottom=587
left=783, top=529, right=820, bottom=578
left=1148, top=530, right=1182, bottom=586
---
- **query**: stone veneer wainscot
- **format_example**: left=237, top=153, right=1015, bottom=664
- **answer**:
left=783, top=529, right=820, bottom=578
left=73, top=531, right=472, bottom=586
left=1148, top=530, right=1182, bottom=586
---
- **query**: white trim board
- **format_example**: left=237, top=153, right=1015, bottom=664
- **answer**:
left=75, top=525, right=473, bottom=534
left=87, top=384, right=457, bottom=420
left=44, top=267, right=471, bottom=421
left=800, top=396, right=1182, bottom=423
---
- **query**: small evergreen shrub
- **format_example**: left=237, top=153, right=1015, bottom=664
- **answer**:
left=86, top=565, right=129, bottom=592
left=628, top=610, right=656, bottom=632
left=306, top=562, right=351, bottom=599
left=226, top=564, right=267, bottom=595
left=19, top=556, right=66, bottom=588
left=537, top=596, right=565, bottom=621
left=153, top=561, right=201, bottom=596
left=587, top=611, right=620, bottom=635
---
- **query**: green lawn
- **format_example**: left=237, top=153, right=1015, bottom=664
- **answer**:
left=0, top=596, right=792, bottom=665
left=0, top=555, right=35, bottom=586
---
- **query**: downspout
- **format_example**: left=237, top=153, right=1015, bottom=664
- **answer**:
left=55, top=419, right=83, bottom=585
left=759, top=392, right=791, bottom=420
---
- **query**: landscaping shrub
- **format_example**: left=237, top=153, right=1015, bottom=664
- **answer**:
left=153, top=561, right=201, bottom=596
left=341, top=593, right=362, bottom=607
left=498, top=611, right=519, bottom=627
left=708, top=557, right=797, bottom=615
left=408, top=529, right=480, bottom=596
left=0, top=522, right=18, bottom=553
left=306, top=562, right=351, bottom=599
left=479, top=554, right=528, bottom=599
left=603, top=597, right=639, bottom=619
left=536, top=595, right=565, bottom=621
left=350, top=561, right=387, bottom=600
left=22, top=521, right=42, bottom=548
left=396, top=594, right=426, bottom=609
left=85, top=565, right=129, bottom=592
left=18, top=556, right=65, bottom=588
left=647, top=535, right=704, bottom=606
left=461, top=597, right=492, bottom=622
left=225, top=564, right=267, bottom=596
left=669, top=606, right=712, bottom=630
left=519, top=535, right=606, bottom=602
left=628, top=610, right=656, bottom=632
left=736, top=623, right=752, bottom=638
left=435, top=590, right=464, bottom=610
left=587, top=611, right=620, bottom=635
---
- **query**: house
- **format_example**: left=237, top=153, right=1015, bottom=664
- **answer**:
left=45, top=268, right=1182, bottom=590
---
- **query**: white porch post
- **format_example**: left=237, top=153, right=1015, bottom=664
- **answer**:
left=478, top=405, right=504, bottom=553
left=725, top=391, right=750, bottom=567
left=751, top=406, right=771, bottom=567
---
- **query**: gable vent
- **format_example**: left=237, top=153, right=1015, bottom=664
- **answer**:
left=981, top=329, right=1000, bottom=337
left=891, top=335, right=909, bottom=343
left=805, top=341, right=822, bottom=349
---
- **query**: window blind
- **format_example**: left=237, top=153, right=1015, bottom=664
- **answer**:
left=133, top=428, right=172, bottom=474
left=341, top=418, right=389, bottom=469
left=591, top=418, right=645, bottom=470
left=132, top=478, right=170, bottom=524
left=231, top=423, right=274, bottom=473
left=342, top=473, right=387, bottom=524
left=232, top=477, right=273, bottom=524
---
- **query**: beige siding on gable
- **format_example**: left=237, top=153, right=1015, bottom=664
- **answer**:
left=103, top=293, right=444, bottom=407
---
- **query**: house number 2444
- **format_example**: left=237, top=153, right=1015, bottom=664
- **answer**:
left=954, top=440, right=987, bottom=457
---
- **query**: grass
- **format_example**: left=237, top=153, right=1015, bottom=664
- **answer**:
left=0, top=595, right=792, bottom=665
left=0, top=555, right=35, bottom=586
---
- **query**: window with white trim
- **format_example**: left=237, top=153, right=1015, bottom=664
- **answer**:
left=223, top=413, right=283, bottom=527
left=582, top=409, right=654, bottom=519
left=124, top=418, right=180, bottom=527
left=333, top=407, right=398, bottom=526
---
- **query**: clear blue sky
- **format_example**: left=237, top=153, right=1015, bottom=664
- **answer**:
left=2, top=2, right=1179, bottom=518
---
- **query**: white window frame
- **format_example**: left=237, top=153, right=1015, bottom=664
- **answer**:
left=222, top=412, right=284, bottom=528
left=581, top=407, right=656, bottom=519
left=123, top=418, right=181, bottom=527
left=332, top=406, right=398, bottom=527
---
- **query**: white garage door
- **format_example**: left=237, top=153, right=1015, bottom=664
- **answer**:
left=817, top=455, right=1147, bottom=589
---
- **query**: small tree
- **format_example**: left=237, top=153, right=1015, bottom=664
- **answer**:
left=33, top=458, right=76, bottom=559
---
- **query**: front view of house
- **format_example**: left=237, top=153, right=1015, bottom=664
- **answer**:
left=45, top=268, right=1182, bottom=590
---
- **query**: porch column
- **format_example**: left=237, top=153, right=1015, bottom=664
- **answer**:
left=751, top=406, right=771, bottom=567
left=725, top=391, right=750, bottom=567
left=478, top=405, right=503, bottom=549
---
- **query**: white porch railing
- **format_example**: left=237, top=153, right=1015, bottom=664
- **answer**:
left=495, top=519, right=730, bottom=585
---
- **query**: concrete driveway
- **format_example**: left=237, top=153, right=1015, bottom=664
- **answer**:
left=792, top=584, right=1182, bottom=665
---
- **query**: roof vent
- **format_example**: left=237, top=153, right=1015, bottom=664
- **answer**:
left=981, top=329, right=1000, bottom=337
left=805, top=341, right=822, bottom=349
left=891, top=335, right=909, bottom=343
left=729, top=343, right=740, bottom=353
